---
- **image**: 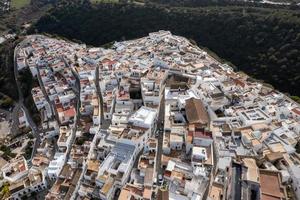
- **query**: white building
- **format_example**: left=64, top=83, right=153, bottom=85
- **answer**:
left=238, top=108, right=271, bottom=126
left=47, top=153, right=66, bottom=179
left=2, top=157, right=28, bottom=183
left=128, top=106, right=157, bottom=133
left=111, top=112, right=130, bottom=127
left=169, top=133, right=184, bottom=151
left=289, top=166, right=300, bottom=200
left=9, top=167, right=47, bottom=200
left=57, top=126, right=72, bottom=151
left=97, top=142, right=136, bottom=200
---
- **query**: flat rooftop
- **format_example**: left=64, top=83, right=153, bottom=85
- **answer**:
left=259, top=170, right=286, bottom=200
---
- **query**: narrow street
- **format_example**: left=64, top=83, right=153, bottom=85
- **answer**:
left=36, top=66, right=57, bottom=121
left=155, top=92, right=165, bottom=179
left=95, top=64, right=105, bottom=129
left=65, top=62, right=81, bottom=162
left=232, top=162, right=242, bottom=200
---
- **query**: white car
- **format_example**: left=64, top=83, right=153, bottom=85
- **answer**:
left=153, top=177, right=157, bottom=186
left=158, top=174, right=163, bottom=185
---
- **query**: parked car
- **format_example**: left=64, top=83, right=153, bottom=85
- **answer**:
left=158, top=174, right=163, bottom=185
left=153, top=177, right=157, bottom=186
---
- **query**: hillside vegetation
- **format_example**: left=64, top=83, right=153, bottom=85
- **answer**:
left=32, top=2, right=300, bottom=96
left=11, top=0, right=30, bottom=9
left=147, top=0, right=300, bottom=7
left=0, top=40, right=19, bottom=101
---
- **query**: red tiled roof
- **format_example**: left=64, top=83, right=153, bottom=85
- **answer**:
left=233, top=78, right=245, bottom=88
left=194, top=130, right=212, bottom=139
left=19, top=163, right=26, bottom=172
left=64, top=107, right=76, bottom=117
left=185, top=97, right=209, bottom=124
left=291, top=108, right=300, bottom=115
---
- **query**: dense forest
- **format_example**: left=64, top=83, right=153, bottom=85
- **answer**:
left=147, top=0, right=300, bottom=7
left=0, top=40, right=19, bottom=103
left=31, top=2, right=300, bottom=96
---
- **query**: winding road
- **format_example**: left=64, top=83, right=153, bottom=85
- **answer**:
left=13, top=36, right=42, bottom=163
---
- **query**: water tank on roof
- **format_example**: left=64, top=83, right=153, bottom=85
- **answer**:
left=252, top=131, right=262, bottom=140
left=241, top=135, right=251, bottom=145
